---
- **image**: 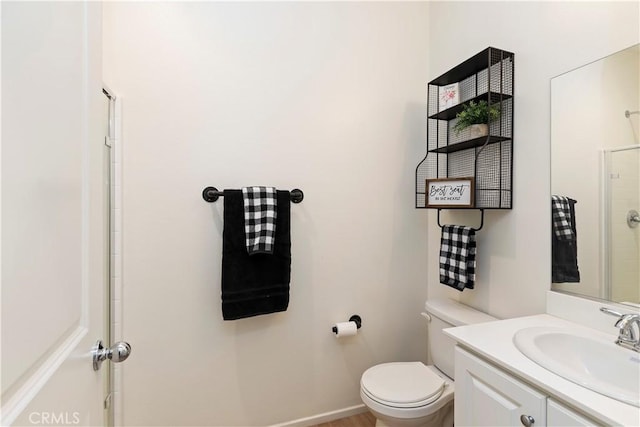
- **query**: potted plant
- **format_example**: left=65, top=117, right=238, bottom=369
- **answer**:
left=453, top=100, right=500, bottom=137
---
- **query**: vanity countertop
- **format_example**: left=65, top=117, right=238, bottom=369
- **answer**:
left=444, top=314, right=640, bottom=426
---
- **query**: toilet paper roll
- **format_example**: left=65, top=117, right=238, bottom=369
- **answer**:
left=333, top=321, right=358, bottom=338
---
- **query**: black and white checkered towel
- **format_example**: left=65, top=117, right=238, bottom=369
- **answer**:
left=439, top=225, right=476, bottom=291
left=551, top=195, right=575, bottom=241
left=242, top=186, right=277, bottom=255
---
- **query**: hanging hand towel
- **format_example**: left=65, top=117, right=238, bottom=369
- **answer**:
left=551, top=196, right=580, bottom=283
left=242, top=186, right=278, bottom=255
left=221, top=189, right=291, bottom=320
left=551, top=195, right=575, bottom=241
left=439, top=225, right=476, bottom=291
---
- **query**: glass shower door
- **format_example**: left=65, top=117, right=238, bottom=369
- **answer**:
left=604, top=146, right=640, bottom=304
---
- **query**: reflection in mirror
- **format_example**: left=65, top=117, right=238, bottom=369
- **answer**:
left=551, top=44, right=640, bottom=307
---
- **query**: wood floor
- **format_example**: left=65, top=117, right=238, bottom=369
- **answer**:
left=310, top=411, right=376, bottom=427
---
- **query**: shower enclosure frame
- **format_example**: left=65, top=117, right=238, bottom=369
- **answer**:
left=601, top=144, right=640, bottom=301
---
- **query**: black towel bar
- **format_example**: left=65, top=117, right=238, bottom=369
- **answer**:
left=202, top=187, right=304, bottom=204
left=437, top=208, right=484, bottom=231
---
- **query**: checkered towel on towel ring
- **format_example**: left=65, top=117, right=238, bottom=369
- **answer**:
left=439, top=225, right=476, bottom=291
left=551, top=195, right=575, bottom=241
left=242, top=186, right=277, bottom=255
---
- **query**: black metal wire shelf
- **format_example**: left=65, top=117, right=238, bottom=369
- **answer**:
left=415, top=47, right=514, bottom=210
left=428, top=135, right=511, bottom=154
left=429, top=47, right=509, bottom=86
left=428, top=92, right=513, bottom=121
left=411, top=201, right=508, bottom=211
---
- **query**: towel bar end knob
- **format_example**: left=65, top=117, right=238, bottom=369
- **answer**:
left=202, top=187, right=220, bottom=203
left=291, top=189, right=304, bottom=204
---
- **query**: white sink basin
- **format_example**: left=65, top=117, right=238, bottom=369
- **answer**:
left=513, top=327, right=640, bottom=407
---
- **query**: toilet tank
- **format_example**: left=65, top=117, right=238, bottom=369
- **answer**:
left=424, top=299, right=497, bottom=379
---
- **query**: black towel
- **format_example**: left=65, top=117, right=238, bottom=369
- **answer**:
left=439, top=225, right=476, bottom=291
left=551, top=196, right=580, bottom=283
left=221, top=190, right=291, bottom=320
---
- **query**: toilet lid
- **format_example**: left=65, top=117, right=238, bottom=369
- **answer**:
left=361, top=362, right=445, bottom=408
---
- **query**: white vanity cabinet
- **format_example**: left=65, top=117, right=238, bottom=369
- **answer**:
left=455, top=347, right=600, bottom=426
left=547, top=399, right=600, bottom=426
left=455, top=347, right=546, bottom=426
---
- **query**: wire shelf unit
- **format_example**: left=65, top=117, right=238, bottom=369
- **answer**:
left=416, top=47, right=515, bottom=209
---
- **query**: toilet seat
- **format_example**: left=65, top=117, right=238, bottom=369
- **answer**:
left=360, top=362, right=446, bottom=408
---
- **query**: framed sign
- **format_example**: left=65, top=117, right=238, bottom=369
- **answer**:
left=438, top=83, right=459, bottom=111
left=426, top=177, right=475, bottom=208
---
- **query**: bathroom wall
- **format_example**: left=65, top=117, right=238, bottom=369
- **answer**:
left=102, top=2, right=430, bottom=426
left=426, top=1, right=640, bottom=319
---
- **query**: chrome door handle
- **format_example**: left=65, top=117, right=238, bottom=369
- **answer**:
left=92, top=340, right=131, bottom=371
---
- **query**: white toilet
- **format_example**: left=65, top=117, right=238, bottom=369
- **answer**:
left=360, top=299, right=497, bottom=427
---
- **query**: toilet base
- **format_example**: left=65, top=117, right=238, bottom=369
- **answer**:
left=368, top=400, right=453, bottom=427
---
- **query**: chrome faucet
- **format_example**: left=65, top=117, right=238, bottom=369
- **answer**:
left=600, top=307, right=640, bottom=352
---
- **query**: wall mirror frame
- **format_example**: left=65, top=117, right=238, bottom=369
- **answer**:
left=550, top=43, right=640, bottom=308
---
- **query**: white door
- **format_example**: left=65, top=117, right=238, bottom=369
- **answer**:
left=1, top=2, right=109, bottom=425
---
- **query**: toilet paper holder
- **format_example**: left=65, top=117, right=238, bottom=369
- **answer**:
left=332, top=315, right=362, bottom=334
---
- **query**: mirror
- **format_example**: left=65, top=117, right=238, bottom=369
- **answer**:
left=551, top=44, right=640, bottom=307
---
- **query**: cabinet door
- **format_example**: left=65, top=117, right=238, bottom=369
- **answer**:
left=548, top=399, right=601, bottom=426
left=455, top=347, right=547, bottom=427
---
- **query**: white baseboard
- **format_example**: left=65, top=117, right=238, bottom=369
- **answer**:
left=270, top=404, right=368, bottom=427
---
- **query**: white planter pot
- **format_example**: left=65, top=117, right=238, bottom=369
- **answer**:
left=468, top=124, right=489, bottom=138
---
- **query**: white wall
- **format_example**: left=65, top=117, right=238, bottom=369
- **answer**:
left=427, top=1, right=640, bottom=319
left=103, top=2, right=430, bottom=426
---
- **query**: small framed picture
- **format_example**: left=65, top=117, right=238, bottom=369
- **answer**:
left=426, top=177, right=475, bottom=208
left=438, top=83, right=459, bottom=111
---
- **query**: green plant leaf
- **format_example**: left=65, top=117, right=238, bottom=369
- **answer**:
left=453, top=100, right=501, bottom=134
